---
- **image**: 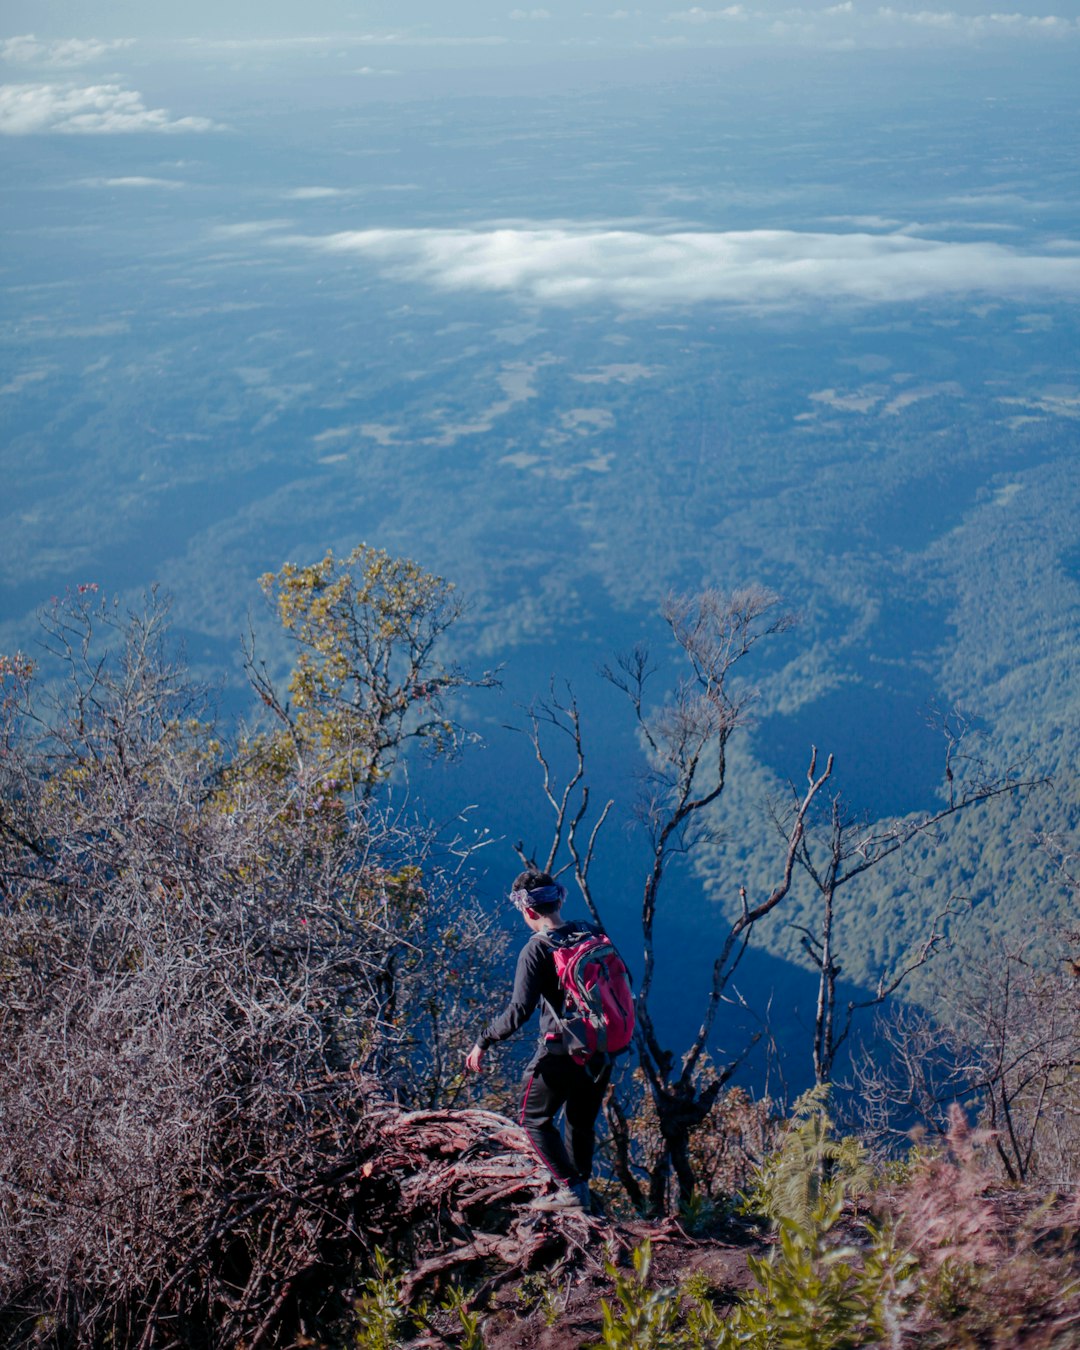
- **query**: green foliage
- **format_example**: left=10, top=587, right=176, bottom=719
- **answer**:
left=591, top=1097, right=917, bottom=1349
left=740, top=1085, right=873, bottom=1228
left=678, top=1190, right=726, bottom=1236
left=729, top=1193, right=915, bottom=1350
left=441, top=1284, right=486, bottom=1350
left=592, top=1242, right=681, bottom=1350
left=518, top=1272, right=565, bottom=1326
left=591, top=1208, right=916, bottom=1350
left=351, top=1249, right=413, bottom=1350
left=854, top=1220, right=920, bottom=1346
left=257, top=543, right=489, bottom=801
left=349, top=1260, right=487, bottom=1350
left=677, top=1272, right=730, bottom=1349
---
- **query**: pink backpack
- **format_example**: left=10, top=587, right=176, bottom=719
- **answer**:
left=549, top=929, right=636, bottom=1064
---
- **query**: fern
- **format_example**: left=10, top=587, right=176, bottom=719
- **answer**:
left=741, top=1085, right=872, bottom=1227
left=729, top=1192, right=915, bottom=1350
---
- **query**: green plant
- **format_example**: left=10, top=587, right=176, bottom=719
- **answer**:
left=517, top=1271, right=566, bottom=1327
left=663, top=1086, right=919, bottom=1349
left=592, top=1241, right=681, bottom=1349
left=678, top=1271, right=729, bottom=1350
left=678, top=1190, right=723, bottom=1236
left=741, top=1085, right=873, bottom=1227
left=724, top=1191, right=916, bottom=1350
left=879, top=1140, right=938, bottom=1187
left=442, top=1284, right=486, bottom=1349
left=352, top=1249, right=410, bottom=1350
left=855, top=1220, right=919, bottom=1347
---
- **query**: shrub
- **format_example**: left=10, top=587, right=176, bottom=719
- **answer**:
left=0, top=578, right=498, bottom=1347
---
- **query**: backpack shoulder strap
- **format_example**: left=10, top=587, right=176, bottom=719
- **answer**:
left=543, top=922, right=594, bottom=948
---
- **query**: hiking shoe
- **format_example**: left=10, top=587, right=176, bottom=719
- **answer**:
left=528, top=1185, right=587, bottom=1212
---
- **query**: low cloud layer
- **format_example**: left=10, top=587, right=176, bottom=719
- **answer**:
left=285, top=225, right=1080, bottom=309
left=283, top=186, right=350, bottom=200
left=0, top=83, right=219, bottom=134
left=0, top=35, right=134, bottom=68
left=83, top=175, right=187, bottom=189
left=661, top=3, right=1080, bottom=41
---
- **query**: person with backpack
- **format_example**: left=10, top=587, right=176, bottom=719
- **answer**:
left=464, top=868, right=635, bottom=1212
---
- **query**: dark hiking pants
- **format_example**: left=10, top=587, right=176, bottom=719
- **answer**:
left=520, top=1051, right=612, bottom=1186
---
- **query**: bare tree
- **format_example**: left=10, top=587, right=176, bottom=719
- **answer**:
left=955, top=943, right=1080, bottom=1184
left=780, top=709, right=1039, bottom=1086
left=855, top=935, right=1080, bottom=1185
left=516, top=587, right=832, bottom=1214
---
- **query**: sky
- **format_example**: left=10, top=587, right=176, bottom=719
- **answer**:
left=2, top=0, right=1078, bottom=356
left=3, top=0, right=1079, bottom=140
left=3, top=0, right=1079, bottom=51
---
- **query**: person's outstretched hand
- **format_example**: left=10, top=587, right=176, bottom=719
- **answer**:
left=464, top=1043, right=484, bottom=1073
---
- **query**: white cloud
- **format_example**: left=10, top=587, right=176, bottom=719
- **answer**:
left=667, top=5, right=746, bottom=20
left=212, top=220, right=293, bottom=238
left=178, top=32, right=508, bottom=51
left=84, top=175, right=187, bottom=188
left=0, top=367, right=52, bottom=396
left=875, top=6, right=1078, bottom=31
left=820, top=214, right=1020, bottom=235
left=284, top=186, right=349, bottom=199
left=821, top=214, right=904, bottom=229
left=282, top=224, right=1080, bottom=310
left=341, top=33, right=510, bottom=46
left=1, top=35, right=134, bottom=68
left=876, top=8, right=960, bottom=26
left=0, top=83, right=219, bottom=135
left=509, top=7, right=553, bottom=17
left=902, top=218, right=1023, bottom=234
left=659, top=3, right=1079, bottom=41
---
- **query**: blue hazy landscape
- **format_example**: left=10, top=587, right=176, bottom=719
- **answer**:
left=3, top=2, right=1080, bottom=1086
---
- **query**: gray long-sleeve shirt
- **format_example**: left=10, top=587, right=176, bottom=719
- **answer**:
left=477, top=921, right=596, bottom=1055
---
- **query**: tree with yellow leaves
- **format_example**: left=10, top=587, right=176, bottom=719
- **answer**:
left=247, top=543, right=498, bottom=804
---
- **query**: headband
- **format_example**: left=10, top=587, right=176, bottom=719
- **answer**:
left=510, top=882, right=566, bottom=911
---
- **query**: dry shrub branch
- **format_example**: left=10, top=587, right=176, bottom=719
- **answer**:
left=0, top=577, right=507, bottom=1347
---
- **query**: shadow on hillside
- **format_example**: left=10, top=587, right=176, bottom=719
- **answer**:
left=647, top=912, right=888, bottom=1105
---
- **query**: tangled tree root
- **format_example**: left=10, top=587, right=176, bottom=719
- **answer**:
left=364, top=1101, right=617, bottom=1306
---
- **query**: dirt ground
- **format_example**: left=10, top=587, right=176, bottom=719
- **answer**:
left=477, top=1218, right=761, bottom=1350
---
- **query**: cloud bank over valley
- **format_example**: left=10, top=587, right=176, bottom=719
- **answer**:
left=284, top=224, right=1080, bottom=310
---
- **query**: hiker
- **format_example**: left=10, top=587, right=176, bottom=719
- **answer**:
left=464, top=868, right=632, bottom=1212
